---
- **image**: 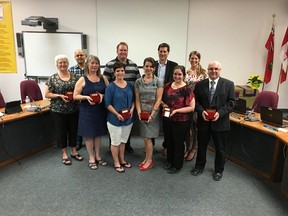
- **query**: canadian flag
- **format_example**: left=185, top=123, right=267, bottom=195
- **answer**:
left=280, top=27, right=288, bottom=83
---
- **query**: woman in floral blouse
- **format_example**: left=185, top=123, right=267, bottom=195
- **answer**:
left=184, top=51, right=207, bottom=161
left=45, top=54, right=83, bottom=165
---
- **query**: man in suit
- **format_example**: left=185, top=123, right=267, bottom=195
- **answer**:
left=154, top=43, right=178, bottom=155
left=191, top=60, right=235, bottom=181
left=155, top=43, right=178, bottom=86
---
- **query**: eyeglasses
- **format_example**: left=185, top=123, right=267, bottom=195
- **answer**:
left=208, top=68, right=220, bottom=71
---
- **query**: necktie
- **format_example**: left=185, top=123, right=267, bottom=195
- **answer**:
left=209, top=80, right=215, bottom=103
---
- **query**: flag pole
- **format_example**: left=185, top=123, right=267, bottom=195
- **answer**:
left=276, top=67, right=281, bottom=93
left=270, top=13, right=281, bottom=94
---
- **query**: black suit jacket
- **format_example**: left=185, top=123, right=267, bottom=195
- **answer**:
left=155, top=60, right=178, bottom=85
left=194, top=77, right=235, bottom=131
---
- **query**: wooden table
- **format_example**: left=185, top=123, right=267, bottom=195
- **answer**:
left=227, top=113, right=286, bottom=182
left=208, top=113, right=287, bottom=182
left=0, top=100, right=56, bottom=167
left=277, top=130, right=288, bottom=198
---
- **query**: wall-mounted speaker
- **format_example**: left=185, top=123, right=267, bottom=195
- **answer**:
left=82, top=34, right=87, bottom=50
left=16, top=32, right=24, bottom=57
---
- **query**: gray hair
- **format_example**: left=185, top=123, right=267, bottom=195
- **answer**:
left=55, top=54, right=69, bottom=66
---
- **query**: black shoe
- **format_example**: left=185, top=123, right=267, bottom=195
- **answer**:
left=191, top=167, right=203, bottom=176
left=76, top=143, right=82, bottom=151
left=125, top=145, right=134, bottom=153
left=167, top=167, right=180, bottom=174
left=163, top=163, right=173, bottom=170
left=212, top=172, right=223, bottom=181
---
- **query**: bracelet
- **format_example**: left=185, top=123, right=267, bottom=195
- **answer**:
left=153, top=108, right=158, bottom=112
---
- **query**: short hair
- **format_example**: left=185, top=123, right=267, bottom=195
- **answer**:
left=208, top=60, right=222, bottom=69
left=55, top=54, right=69, bottom=66
left=158, top=43, right=170, bottom=52
left=143, top=57, right=155, bottom=67
left=173, top=65, right=186, bottom=77
left=189, top=51, right=201, bottom=60
left=117, top=42, right=128, bottom=51
left=85, top=55, right=101, bottom=76
left=74, top=49, right=86, bottom=57
left=113, top=61, right=125, bottom=72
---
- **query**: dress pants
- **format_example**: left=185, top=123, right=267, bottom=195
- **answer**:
left=163, top=119, right=190, bottom=170
left=51, top=111, right=78, bottom=149
left=195, top=128, right=228, bottom=173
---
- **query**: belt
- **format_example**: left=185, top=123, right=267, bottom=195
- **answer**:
left=141, top=101, right=155, bottom=104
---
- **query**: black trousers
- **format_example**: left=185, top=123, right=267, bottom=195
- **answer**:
left=195, top=128, right=228, bottom=173
left=51, top=111, right=78, bottom=149
left=163, top=118, right=190, bottom=170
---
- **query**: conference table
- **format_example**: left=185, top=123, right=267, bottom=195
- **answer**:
left=221, top=112, right=288, bottom=198
left=0, top=100, right=56, bottom=167
left=278, top=132, right=288, bottom=198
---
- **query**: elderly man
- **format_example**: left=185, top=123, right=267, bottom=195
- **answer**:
left=191, top=60, right=235, bottom=181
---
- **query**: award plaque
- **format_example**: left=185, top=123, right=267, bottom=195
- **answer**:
left=206, top=108, right=216, bottom=120
left=90, top=93, right=100, bottom=103
left=140, top=110, right=150, bottom=121
left=65, top=91, right=73, bottom=101
left=162, top=108, right=171, bottom=118
left=119, top=109, right=131, bottom=120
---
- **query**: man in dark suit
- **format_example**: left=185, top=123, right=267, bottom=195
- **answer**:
left=191, top=60, right=235, bottom=181
left=154, top=43, right=178, bottom=155
left=155, top=43, right=178, bottom=86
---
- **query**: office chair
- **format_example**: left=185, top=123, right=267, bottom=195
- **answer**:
left=252, top=90, right=279, bottom=113
left=0, top=91, right=5, bottom=108
left=20, top=80, right=43, bottom=103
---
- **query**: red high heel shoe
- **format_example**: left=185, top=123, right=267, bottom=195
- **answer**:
left=138, top=162, right=145, bottom=167
left=139, top=161, right=154, bottom=171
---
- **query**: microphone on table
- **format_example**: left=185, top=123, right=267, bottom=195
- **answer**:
left=244, top=104, right=260, bottom=122
left=25, top=96, right=41, bottom=112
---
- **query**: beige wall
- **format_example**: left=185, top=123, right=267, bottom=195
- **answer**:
left=1, top=0, right=288, bottom=107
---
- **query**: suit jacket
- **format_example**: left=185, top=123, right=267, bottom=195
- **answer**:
left=155, top=60, right=178, bottom=85
left=194, top=77, right=235, bottom=131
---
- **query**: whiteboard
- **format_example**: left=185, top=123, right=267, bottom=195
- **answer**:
left=22, top=32, right=83, bottom=77
left=96, top=0, right=189, bottom=67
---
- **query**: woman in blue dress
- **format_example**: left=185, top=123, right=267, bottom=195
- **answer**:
left=74, top=55, right=109, bottom=170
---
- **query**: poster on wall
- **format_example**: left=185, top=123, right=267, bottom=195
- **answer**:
left=0, top=2, right=17, bottom=73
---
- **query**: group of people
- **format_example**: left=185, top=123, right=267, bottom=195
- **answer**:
left=44, top=41, right=235, bottom=180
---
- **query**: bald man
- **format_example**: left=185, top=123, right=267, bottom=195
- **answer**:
left=69, top=49, right=87, bottom=150
left=191, top=60, right=235, bottom=181
left=69, top=49, right=87, bottom=77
